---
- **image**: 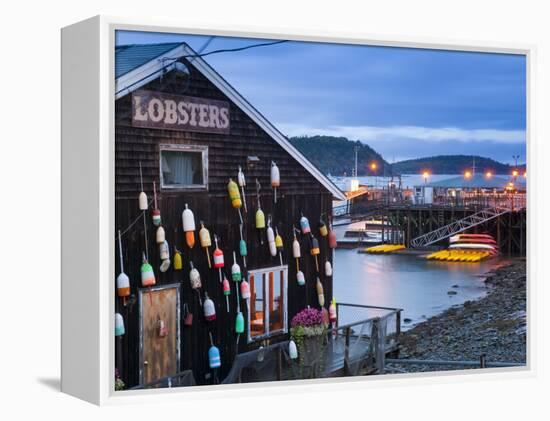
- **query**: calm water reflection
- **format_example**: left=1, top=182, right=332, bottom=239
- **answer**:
left=333, top=249, right=506, bottom=328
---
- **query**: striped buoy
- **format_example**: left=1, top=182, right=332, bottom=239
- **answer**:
left=182, top=204, right=196, bottom=248
left=115, top=313, right=125, bottom=336
left=140, top=254, right=155, bottom=287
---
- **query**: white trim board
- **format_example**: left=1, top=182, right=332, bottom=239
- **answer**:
left=115, top=42, right=346, bottom=201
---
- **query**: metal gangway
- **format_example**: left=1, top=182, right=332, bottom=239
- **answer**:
left=410, top=206, right=510, bottom=248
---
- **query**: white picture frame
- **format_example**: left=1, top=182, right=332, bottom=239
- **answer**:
left=61, top=15, right=534, bottom=406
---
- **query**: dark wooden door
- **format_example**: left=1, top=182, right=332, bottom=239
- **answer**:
left=139, top=284, right=180, bottom=385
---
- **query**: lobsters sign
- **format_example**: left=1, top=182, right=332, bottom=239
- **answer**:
left=132, top=90, right=230, bottom=134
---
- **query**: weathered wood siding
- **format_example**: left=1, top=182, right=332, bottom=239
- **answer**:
left=115, top=59, right=335, bottom=387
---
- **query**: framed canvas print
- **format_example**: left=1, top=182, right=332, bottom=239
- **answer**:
left=61, top=16, right=531, bottom=405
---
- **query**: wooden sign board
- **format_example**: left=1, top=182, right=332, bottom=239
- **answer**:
left=132, top=90, right=230, bottom=134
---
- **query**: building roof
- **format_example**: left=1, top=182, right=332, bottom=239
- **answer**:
left=115, top=43, right=183, bottom=79
left=423, top=173, right=526, bottom=189
left=115, top=42, right=346, bottom=200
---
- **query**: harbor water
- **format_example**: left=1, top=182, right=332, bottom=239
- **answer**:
left=333, top=249, right=506, bottom=329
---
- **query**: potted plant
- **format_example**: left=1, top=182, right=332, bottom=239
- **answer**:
left=290, top=307, right=329, bottom=377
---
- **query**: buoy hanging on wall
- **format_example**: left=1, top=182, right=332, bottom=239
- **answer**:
left=300, top=214, right=311, bottom=234
left=325, top=260, right=333, bottom=277
left=238, top=224, right=247, bottom=268
left=223, top=276, right=231, bottom=312
left=152, top=181, right=161, bottom=226
left=316, top=278, right=325, bottom=307
left=235, top=311, right=244, bottom=334
left=240, top=278, right=250, bottom=300
left=271, top=161, right=280, bottom=203
left=203, top=292, right=216, bottom=321
left=182, top=204, right=196, bottom=249
left=208, top=333, right=221, bottom=369
left=319, top=218, right=328, bottom=237
left=275, top=228, right=284, bottom=266
left=213, top=235, right=225, bottom=283
left=199, top=222, right=212, bottom=268
left=289, top=340, right=298, bottom=359
left=238, top=166, right=247, bottom=213
left=228, top=178, right=243, bottom=224
left=267, top=221, right=277, bottom=257
left=310, top=235, right=320, bottom=272
left=156, top=225, right=165, bottom=244
left=115, top=313, right=125, bottom=336
left=231, top=252, right=241, bottom=281
left=141, top=253, right=156, bottom=287
left=255, top=179, right=265, bottom=244
left=116, top=230, right=130, bottom=302
left=292, top=228, right=305, bottom=286
left=189, top=261, right=202, bottom=305
left=159, top=240, right=170, bottom=273
left=173, top=247, right=182, bottom=270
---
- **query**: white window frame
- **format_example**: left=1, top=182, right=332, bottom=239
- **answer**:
left=159, top=144, right=208, bottom=190
left=246, top=265, right=288, bottom=343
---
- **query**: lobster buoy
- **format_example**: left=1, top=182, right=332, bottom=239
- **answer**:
left=223, top=276, right=231, bottom=312
left=152, top=181, right=161, bottom=226
left=231, top=252, right=241, bottom=281
left=240, top=279, right=251, bottom=300
left=116, top=230, right=130, bottom=299
left=115, top=313, right=125, bottom=336
left=182, top=204, right=196, bottom=248
left=159, top=240, right=169, bottom=260
left=319, top=218, right=328, bottom=237
left=235, top=311, right=244, bottom=334
left=213, top=235, right=224, bottom=283
left=325, top=260, right=333, bottom=277
left=328, top=224, right=337, bottom=249
left=296, top=270, right=305, bottom=286
left=189, top=261, right=202, bottom=290
left=208, top=334, right=221, bottom=369
left=203, top=292, right=216, bottom=321
left=156, top=226, right=165, bottom=244
left=271, top=161, right=280, bottom=203
left=138, top=191, right=148, bottom=211
left=117, top=272, right=130, bottom=298
left=267, top=225, right=277, bottom=257
left=238, top=166, right=247, bottom=213
left=289, top=340, right=298, bottom=359
left=316, top=278, right=325, bottom=307
left=275, top=228, right=284, bottom=265
left=228, top=178, right=243, bottom=223
left=199, top=222, right=212, bottom=268
left=300, top=214, right=311, bottom=234
left=141, top=254, right=155, bottom=287
left=256, top=207, right=266, bottom=229
left=310, top=235, right=320, bottom=271
left=329, top=298, right=337, bottom=324
left=173, top=248, right=182, bottom=270
left=292, top=235, right=301, bottom=258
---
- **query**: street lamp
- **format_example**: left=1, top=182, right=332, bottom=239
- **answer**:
left=485, top=171, right=492, bottom=178
left=422, top=171, right=429, bottom=184
left=464, top=170, right=472, bottom=179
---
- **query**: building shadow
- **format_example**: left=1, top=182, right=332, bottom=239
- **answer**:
left=37, top=377, right=61, bottom=391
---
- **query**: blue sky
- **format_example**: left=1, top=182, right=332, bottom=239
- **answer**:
left=116, top=31, right=526, bottom=164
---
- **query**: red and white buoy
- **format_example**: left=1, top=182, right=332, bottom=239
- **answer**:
left=222, top=276, right=231, bottom=312
left=213, top=235, right=225, bottom=283
left=203, top=292, right=216, bottom=321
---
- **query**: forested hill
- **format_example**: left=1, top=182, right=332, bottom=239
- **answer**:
left=289, top=135, right=388, bottom=176
left=391, top=155, right=525, bottom=174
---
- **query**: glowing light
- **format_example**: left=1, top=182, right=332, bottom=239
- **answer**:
left=464, top=171, right=472, bottom=179
left=523, top=172, right=527, bottom=178
left=370, top=162, right=377, bottom=171
left=485, top=171, right=492, bottom=178
left=512, top=170, right=519, bottom=177
left=422, top=171, right=430, bottom=179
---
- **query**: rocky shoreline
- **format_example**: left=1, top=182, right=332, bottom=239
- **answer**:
left=395, top=259, right=527, bottom=372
